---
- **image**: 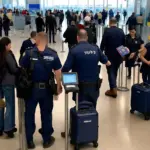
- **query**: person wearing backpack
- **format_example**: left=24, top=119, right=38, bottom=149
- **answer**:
left=0, top=37, right=19, bottom=138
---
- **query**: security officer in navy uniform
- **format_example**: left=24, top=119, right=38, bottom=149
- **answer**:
left=20, top=31, right=37, bottom=60
left=61, top=29, right=111, bottom=138
left=100, top=18, right=125, bottom=98
left=19, top=32, right=62, bottom=149
left=62, top=29, right=111, bottom=107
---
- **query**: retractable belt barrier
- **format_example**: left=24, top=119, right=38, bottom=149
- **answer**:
left=18, top=98, right=27, bottom=150
left=117, top=62, right=129, bottom=91
left=61, top=41, right=65, bottom=53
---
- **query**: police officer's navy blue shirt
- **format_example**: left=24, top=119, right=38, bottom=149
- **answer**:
left=20, top=47, right=62, bottom=82
left=100, top=26, right=125, bottom=63
left=20, top=38, right=36, bottom=55
left=62, top=41, right=108, bottom=82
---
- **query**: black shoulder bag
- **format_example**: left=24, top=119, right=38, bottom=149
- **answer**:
left=16, top=50, right=34, bottom=99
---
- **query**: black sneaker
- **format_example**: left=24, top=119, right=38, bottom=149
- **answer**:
left=38, top=128, right=42, bottom=134
left=0, top=130, right=3, bottom=136
left=4, top=130, right=14, bottom=138
left=127, top=75, right=131, bottom=79
left=27, top=141, right=35, bottom=149
left=43, top=136, right=55, bottom=149
left=13, top=128, right=17, bottom=133
left=53, top=41, right=56, bottom=44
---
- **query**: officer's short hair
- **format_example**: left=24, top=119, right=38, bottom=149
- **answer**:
left=30, top=31, right=37, bottom=38
left=78, top=29, right=88, bottom=40
left=109, top=18, right=117, bottom=25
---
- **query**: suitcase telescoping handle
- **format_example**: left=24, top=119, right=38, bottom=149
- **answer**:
left=133, top=63, right=140, bottom=84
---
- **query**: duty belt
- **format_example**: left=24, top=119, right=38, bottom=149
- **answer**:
left=79, top=82, right=98, bottom=88
left=34, top=82, right=49, bottom=89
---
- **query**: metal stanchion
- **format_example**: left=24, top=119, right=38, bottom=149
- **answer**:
left=61, top=41, right=65, bottom=53
left=65, top=93, right=69, bottom=150
left=18, top=98, right=27, bottom=150
left=117, top=63, right=129, bottom=91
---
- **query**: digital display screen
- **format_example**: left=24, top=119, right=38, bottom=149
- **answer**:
left=63, top=74, right=77, bottom=84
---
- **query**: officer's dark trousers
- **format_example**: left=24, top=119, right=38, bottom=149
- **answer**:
left=0, top=27, right=2, bottom=37
left=73, top=87, right=99, bottom=108
left=49, top=29, right=55, bottom=43
left=25, top=88, right=54, bottom=143
left=107, top=61, right=121, bottom=89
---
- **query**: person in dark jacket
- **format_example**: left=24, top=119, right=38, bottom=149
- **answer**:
left=63, top=21, right=78, bottom=50
left=0, top=16, right=2, bottom=37
left=115, top=12, right=120, bottom=26
left=3, top=14, right=10, bottom=36
left=0, top=37, right=18, bottom=138
left=20, top=31, right=37, bottom=59
left=140, top=42, right=150, bottom=84
left=126, top=12, right=137, bottom=29
left=35, top=13, right=45, bottom=33
left=46, top=11, right=57, bottom=43
left=100, top=18, right=125, bottom=98
left=123, top=10, right=127, bottom=21
left=84, top=21, right=95, bottom=44
left=102, top=9, right=107, bottom=25
left=125, top=26, right=144, bottom=79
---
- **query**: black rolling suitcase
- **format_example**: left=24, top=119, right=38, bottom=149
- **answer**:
left=70, top=100, right=99, bottom=150
left=130, top=64, right=150, bottom=120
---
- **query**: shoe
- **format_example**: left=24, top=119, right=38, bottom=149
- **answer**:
left=61, top=132, right=65, bottom=138
left=0, top=99, right=6, bottom=108
left=27, top=141, right=35, bottom=149
left=4, top=130, right=14, bottom=138
left=53, top=41, right=56, bottom=43
left=105, top=88, right=117, bottom=98
left=127, top=75, right=131, bottom=79
left=43, top=136, right=55, bottom=148
left=12, top=128, right=17, bottom=133
left=38, top=128, right=42, bottom=134
left=0, top=130, right=3, bottom=136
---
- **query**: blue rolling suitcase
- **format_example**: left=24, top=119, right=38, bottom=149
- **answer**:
left=70, top=101, right=99, bottom=150
left=130, top=64, right=150, bottom=120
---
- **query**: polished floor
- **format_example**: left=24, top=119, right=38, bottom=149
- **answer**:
left=0, top=22, right=150, bottom=150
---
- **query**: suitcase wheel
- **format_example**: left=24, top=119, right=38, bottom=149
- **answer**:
left=74, top=144, right=79, bottom=150
left=144, top=115, right=150, bottom=121
left=130, top=109, right=134, bottom=114
left=93, top=141, right=98, bottom=148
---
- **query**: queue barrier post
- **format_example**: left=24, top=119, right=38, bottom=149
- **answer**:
left=61, top=41, right=65, bottom=53
left=18, top=98, right=27, bottom=150
left=117, top=62, right=129, bottom=91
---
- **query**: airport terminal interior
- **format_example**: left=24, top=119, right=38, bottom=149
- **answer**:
left=0, top=0, right=150, bottom=150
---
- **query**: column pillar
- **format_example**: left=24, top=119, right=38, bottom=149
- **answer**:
left=93, top=0, right=95, bottom=12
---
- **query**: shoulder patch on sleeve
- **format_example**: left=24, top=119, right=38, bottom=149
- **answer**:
left=70, top=44, right=78, bottom=51
left=91, top=44, right=99, bottom=48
